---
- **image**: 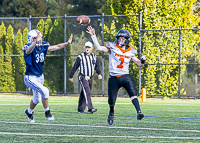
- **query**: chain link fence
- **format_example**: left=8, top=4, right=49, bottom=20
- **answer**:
left=0, top=13, right=199, bottom=98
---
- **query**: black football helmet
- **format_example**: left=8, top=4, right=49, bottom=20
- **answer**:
left=115, top=29, right=131, bottom=45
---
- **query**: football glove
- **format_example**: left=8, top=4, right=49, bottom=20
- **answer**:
left=140, top=55, right=147, bottom=64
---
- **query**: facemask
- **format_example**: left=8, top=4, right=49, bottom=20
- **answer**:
left=118, top=42, right=125, bottom=47
left=118, top=37, right=126, bottom=47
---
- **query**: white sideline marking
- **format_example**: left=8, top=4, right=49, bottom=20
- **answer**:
left=0, top=103, right=79, bottom=105
left=0, top=104, right=30, bottom=105
left=0, top=132, right=199, bottom=139
left=0, top=102, right=200, bottom=106
left=1, top=121, right=200, bottom=133
left=0, top=103, right=107, bottom=105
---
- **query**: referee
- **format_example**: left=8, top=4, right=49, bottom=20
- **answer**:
left=69, top=41, right=102, bottom=113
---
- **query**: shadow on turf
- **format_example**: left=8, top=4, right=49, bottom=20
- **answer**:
left=36, top=111, right=200, bottom=120
left=37, top=111, right=95, bottom=114
left=104, top=115, right=200, bottom=120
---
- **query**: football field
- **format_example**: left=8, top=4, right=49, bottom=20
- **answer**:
left=0, top=95, right=200, bottom=143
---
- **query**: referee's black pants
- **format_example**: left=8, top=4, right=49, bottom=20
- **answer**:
left=108, top=74, right=138, bottom=106
left=78, top=75, right=94, bottom=112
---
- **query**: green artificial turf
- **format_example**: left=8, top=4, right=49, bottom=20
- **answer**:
left=0, top=95, right=200, bottom=143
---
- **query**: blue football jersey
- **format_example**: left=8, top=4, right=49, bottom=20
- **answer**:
left=22, top=41, right=50, bottom=76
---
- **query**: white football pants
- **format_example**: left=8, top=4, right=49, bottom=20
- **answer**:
left=24, top=74, right=49, bottom=104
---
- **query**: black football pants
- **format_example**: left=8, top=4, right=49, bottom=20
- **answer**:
left=108, top=74, right=137, bottom=105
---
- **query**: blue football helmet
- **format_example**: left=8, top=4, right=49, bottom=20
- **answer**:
left=27, top=29, right=43, bottom=45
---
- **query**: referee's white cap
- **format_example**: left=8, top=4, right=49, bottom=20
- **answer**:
left=84, top=41, right=93, bottom=48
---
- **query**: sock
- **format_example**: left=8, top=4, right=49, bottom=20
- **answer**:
left=44, top=107, right=49, bottom=112
left=131, top=97, right=141, bottom=113
left=109, top=105, right=114, bottom=115
left=28, top=107, right=33, bottom=114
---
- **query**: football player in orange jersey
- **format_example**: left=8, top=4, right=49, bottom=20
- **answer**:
left=87, top=26, right=146, bottom=125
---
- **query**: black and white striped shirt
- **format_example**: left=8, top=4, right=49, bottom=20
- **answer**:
left=69, top=52, right=101, bottom=78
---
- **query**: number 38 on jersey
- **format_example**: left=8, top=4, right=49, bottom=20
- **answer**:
left=36, top=53, right=44, bottom=63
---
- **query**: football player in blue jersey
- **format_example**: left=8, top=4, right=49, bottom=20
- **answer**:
left=23, top=29, right=73, bottom=123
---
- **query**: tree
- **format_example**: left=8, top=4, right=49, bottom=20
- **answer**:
left=0, top=23, right=5, bottom=91
left=46, top=0, right=59, bottom=16
left=45, top=19, right=64, bottom=92
left=103, top=0, right=200, bottom=96
left=22, top=28, right=28, bottom=45
left=36, top=19, right=45, bottom=37
left=4, top=25, right=15, bottom=91
left=0, top=0, right=107, bottom=17
left=13, top=29, right=26, bottom=91
left=66, top=23, right=74, bottom=92
left=18, top=0, right=48, bottom=17
left=0, top=0, right=48, bottom=17
left=58, top=0, right=107, bottom=16
left=0, top=0, right=21, bottom=17
left=43, top=16, right=52, bottom=42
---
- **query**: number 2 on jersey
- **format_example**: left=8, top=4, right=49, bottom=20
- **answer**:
left=117, top=58, right=124, bottom=68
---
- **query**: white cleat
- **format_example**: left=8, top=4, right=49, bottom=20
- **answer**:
left=24, top=109, right=35, bottom=123
left=45, top=110, right=55, bottom=121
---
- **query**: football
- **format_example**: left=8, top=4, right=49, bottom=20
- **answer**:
left=76, top=15, right=91, bottom=26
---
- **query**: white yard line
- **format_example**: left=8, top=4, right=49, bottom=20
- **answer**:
left=0, top=104, right=30, bottom=105
left=0, top=121, right=200, bottom=133
left=0, top=102, right=199, bottom=106
left=0, top=132, right=199, bottom=140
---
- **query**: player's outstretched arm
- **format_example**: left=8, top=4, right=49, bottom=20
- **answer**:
left=48, top=34, right=73, bottom=51
left=131, top=56, right=146, bottom=67
left=86, top=26, right=109, bottom=53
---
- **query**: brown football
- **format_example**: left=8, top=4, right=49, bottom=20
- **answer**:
left=76, top=15, right=91, bottom=26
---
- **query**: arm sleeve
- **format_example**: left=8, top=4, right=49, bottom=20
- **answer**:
left=91, top=35, right=102, bottom=51
left=44, top=41, right=50, bottom=51
left=24, top=52, right=32, bottom=65
left=69, top=57, right=81, bottom=78
left=95, top=57, right=101, bottom=75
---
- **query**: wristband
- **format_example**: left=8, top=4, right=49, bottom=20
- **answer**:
left=141, top=60, right=145, bottom=64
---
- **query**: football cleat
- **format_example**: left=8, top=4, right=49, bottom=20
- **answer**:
left=107, top=113, right=114, bottom=125
left=77, top=111, right=86, bottom=113
left=45, top=110, right=55, bottom=121
left=88, top=108, right=97, bottom=114
left=24, top=109, right=35, bottom=123
left=137, top=112, right=144, bottom=120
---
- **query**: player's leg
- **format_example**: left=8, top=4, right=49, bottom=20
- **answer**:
left=31, top=89, right=41, bottom=108
left=25, top=90, right=42, bottom=123
left=42, top=98, right=54, bottom=121
left=24, top=98, right=36, bottom=123
left=107, top=76, right=120, bottom=125
left=24, top=76, right=41, bottom=123
left=29, top=99, right=36, bottom=112
left=38, top=74, right=55, bottom=121
left=24, top=75, right=54, bottom=121
left=123, top=75, right=144, bottom=120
